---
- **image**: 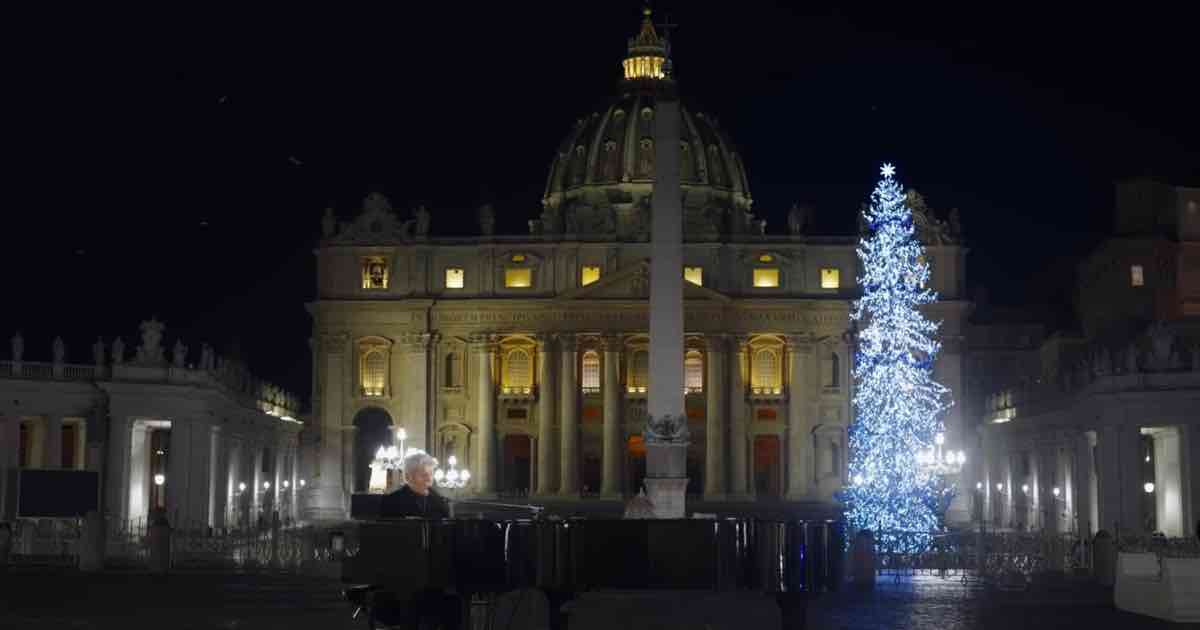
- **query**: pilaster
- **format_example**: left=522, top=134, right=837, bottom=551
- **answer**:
left=535, top=335, right=558, bottom=495
left=728, top=335, right=751, bottom=499
left=471, top=333, right=499, bottom=496
left=600, top=334, right=623, bottom=498
left=559, top=334, right=580, bottom=495
left=703, top=334, right=727, bottom=500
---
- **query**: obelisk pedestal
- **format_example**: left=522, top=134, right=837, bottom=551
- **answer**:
left=643, top=75, right=688, bottom=519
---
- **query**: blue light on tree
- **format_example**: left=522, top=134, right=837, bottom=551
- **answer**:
left=838, top=163, right=953, bottom=541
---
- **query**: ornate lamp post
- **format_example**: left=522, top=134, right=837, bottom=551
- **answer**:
left=368, top=427, right=411, bottom=493
left=916, top=432, right=966, bottom=525
left=434, top=455, right=471, bottom=517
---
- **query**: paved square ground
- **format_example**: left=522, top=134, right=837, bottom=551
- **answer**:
left=0, top=570, right=1192, bottom=629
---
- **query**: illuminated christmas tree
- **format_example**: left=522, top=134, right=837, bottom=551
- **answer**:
left=839, top=163, right=953, bottom=539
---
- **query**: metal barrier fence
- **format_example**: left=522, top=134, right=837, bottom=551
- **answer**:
left=3, top=514, right=362, bottom=574
left=1115, top=534, right=1200, bottom=559
left=872, top=529, right=1093, bottom=589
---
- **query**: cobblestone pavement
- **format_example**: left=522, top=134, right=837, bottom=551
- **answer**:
left=0, top=570, right=1195, bottom=629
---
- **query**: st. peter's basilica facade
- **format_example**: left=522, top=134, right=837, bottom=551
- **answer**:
left=301, top=13, right=970, bottom=522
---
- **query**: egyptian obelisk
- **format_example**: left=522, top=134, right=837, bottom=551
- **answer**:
left=642, top=36, right=689, bottom=519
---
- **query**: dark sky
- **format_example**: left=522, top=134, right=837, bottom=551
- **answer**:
left=7, top=3, right=1199, bottom=402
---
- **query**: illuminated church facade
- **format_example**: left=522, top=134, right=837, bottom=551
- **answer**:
left=302, top=13, right=971, bottom=521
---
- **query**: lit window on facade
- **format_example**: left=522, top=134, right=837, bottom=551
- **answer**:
left=820, top=268, right=840, bottom=289
left=505, top=268, right=532, bottom=288
left=511, top=254, right=526, bottom=263
left=685, top=350, right=703, bottom=393
left=758, top=254, right=773, bottom=263
left=684, top=266, right=703, bottom=286
left=581, top=265, right=601, bottom=286
left=753, top=268, right=780, bottom=288
left=361, top=351, right=387, bottom=397
left=445, top=267, right=464, bottom=289
left=503, top=349, right=532, bottom=394
left=628, top=349, right=649, bottom=393
left=362, top=257, right=388, bottom=290
left=1131, top=264, right=1145, bottom=287
left=752, top=349, right=781, bottom=394
left=581, top=351, right=601, bottom=393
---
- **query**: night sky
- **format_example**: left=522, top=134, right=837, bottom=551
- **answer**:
left=7, top=3, right=1198, bottom=403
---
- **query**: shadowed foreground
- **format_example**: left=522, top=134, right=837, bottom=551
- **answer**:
left=0, top=571, right=1189, bottom=629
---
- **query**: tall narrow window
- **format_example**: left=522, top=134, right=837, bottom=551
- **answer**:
left=824, top=352, right=841, bottom=388
left=444, top=352, right=461, bottom=388
left=629, top=349, right=649, bottom=393
left=18, top=421, right=30, bottom=468
left=752, top=349, right=780, bottom=394
left=1131, top=264, right=1145, bottom=287
left=753, top=268, right=780, bottom=288
left=581, top=351, right=601, bottom=392
left=684, top=350, right=704, bottom=392
left=445, top=268, right=465, bottom=289
left=361, top=351, right=387, bottom=397
left=504, top=349, right=532, bottom=394
left=684, top=266, right=703, bottom=286
left=581, top=265, right=601, bottom=287
left=62, top=423, right=77, bottom=470
left=505, top=268, right=532, bottom=288
left=361, top=257, right=389, bottom=290
left=820, top=268, right=840, bottom=289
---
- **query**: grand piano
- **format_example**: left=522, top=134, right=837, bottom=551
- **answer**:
left=343, top=515, right=844, bottom=629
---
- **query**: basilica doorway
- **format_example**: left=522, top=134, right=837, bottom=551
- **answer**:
left=626, top=435, right=646, bottom=495
left=753, top=435, right=781, bottom=498
left=502, top=434, right=532, bottom=495
left=352, top=408, right=393, bottom=493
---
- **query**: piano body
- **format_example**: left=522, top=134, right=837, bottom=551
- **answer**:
left=344, top=517, right=844, bottom=629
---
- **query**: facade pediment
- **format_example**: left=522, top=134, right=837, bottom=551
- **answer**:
left=555, top=261, right=731, bottom=303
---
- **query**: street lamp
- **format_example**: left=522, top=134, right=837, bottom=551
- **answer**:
left=154, top=474, right=165, bottom=486
left=1144, top=482, right=1155, bottom=494
left=916, top=432, right=966, bottom=476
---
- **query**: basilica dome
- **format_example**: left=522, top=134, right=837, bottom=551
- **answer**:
left=538, top=10, right=757, bottom=240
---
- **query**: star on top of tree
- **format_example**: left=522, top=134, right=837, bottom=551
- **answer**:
left=880, top=163, right=897, bottom=178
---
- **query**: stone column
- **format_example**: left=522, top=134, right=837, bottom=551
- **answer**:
left=536, top=335, right=558, bottom=495
left=0, top=416, right=19, bottom=520
left=1117, top=424, right=1145, bottom=535
left=44, top=415, right=63, bottom=469
left=310, top=332, right=349, bottom=521
left=399, top=333, right=433, bottom=452
left=728, top=336, right=750, bottom=499
left=559, top=335, right=579, bottom=495
left=473, top=334, right=498, bottom=496
left=1074, top=431, right=1097, bottom=536
left=186, top=420, right=213, bottom=530
left=703, top=335, right=726, bottom=499
left=167, top=418, right=192, bottom=526
left=106, top=414, right=133, bottom=524
left=1036, top=445, right=1059, bottom=534
left=1181, top=425, right=1200, bottom=539
left=601, top=334, right=622, bottom=497
left=211, top=426, right=228, bottom=529
left=785, top=337, right=812, bottom=500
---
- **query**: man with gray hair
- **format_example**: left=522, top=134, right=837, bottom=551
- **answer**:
left=380, top=450, right=450, bottom=519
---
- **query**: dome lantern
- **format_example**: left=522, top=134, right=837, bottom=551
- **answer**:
left=623, top=8, right=669, bottom=82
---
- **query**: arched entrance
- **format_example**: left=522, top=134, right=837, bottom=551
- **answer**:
left=352, top=407, right=394, bottom=493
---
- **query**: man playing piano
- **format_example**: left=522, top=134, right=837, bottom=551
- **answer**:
left=380, top=450, right=451, bottom=519
left=372, top=450, right=462, bottom=629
